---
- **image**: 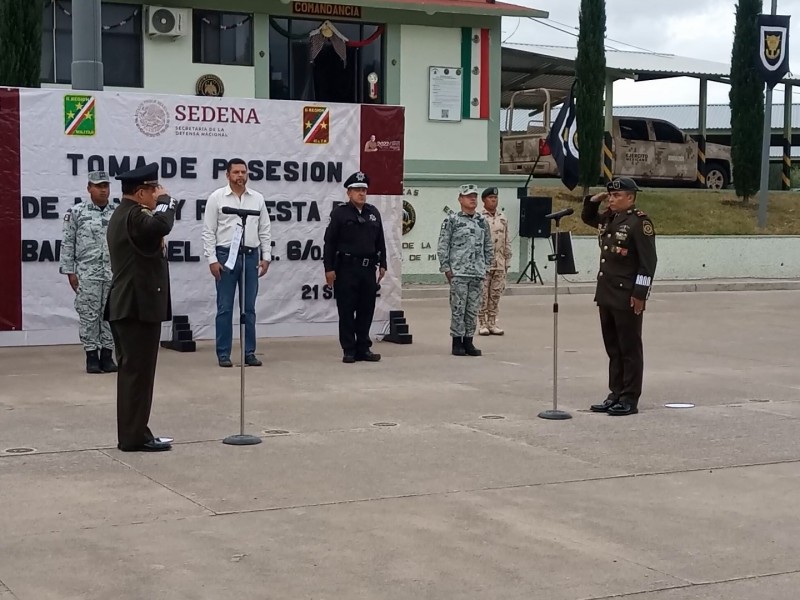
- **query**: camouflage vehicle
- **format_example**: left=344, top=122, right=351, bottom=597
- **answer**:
left=501, top=91, right=733, bottom=189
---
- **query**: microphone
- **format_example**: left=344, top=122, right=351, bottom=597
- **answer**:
left=545, top=207, right=574, bottom=220
left=222, top=206, right=261, bottom=217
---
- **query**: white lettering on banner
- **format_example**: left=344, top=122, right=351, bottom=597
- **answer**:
left=12, top=90, right=404, bottom=345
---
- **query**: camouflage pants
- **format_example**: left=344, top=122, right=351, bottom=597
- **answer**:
left=479, top=269, right=507, bottom=324
left=75, top=279, right=113, bottom=351
left=449, top=276, right=484, bottom=338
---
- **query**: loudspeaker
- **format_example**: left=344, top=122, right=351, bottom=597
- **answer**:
left=551, top=231, right=578, bottom=275
left=519, top=196, right=552, bottom=239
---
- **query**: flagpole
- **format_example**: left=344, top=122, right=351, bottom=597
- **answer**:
left=758, top=0, right=779, bottom=229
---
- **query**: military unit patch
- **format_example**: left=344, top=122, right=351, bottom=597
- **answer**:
left=642, top=221, right=654, bottom=236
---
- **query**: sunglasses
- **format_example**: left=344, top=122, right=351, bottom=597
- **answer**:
left=357, top=216, right=366, bottom=225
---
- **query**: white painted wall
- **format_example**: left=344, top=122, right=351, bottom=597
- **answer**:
left=528, top=236, right=800, bottom=283
left=399, top=25, right=488, bottom=162
left=143, top=23, right=255, bottom=98
left=401, top=185, right=520, bottom=275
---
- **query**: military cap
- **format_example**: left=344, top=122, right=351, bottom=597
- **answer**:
left=459, top=184, right=479, bottom=196
left=481, top=186, right=498, bottom=199
left=88, top=170, right=110, bottom=184
left=115, top=162, right=159, bottom=186
left=607, top=177, right=640, bottom=193
left=343, top=171, right=369, bottom=189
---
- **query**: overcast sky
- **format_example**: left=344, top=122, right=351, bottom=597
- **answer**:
left=504, top=0, right=800, bottom=106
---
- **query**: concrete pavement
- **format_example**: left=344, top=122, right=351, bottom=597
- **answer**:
left=1, top=290, right=799, bottom=599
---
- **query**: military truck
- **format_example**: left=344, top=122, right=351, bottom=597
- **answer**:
left=501, top=90, right=733, bottom=189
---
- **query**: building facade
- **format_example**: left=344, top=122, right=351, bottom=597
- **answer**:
left=41, top=0, right=545, bottom=281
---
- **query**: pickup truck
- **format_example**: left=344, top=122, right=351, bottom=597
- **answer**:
left=501, top=91, right=733, bottom=189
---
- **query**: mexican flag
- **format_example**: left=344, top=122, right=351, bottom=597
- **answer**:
left=461, top=27, right=490, bottom=120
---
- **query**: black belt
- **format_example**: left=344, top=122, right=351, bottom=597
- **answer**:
left=218, top=245, right=259, bottom=255
left=339, top=253, right=378, bottom=267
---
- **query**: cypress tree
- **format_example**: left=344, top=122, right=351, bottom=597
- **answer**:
left=575, top=0, right=606, bottom=192
left=0, top=0, right=43, bottom=87
left=729, top=0, right=764, bottom=202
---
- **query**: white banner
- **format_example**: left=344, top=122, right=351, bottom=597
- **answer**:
left=6, top=89, right=403, bottom=345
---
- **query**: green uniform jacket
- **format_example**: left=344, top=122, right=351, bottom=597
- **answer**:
left=105, top=198, right=175, bottom=323
left=581, top=198, right=657, bottom=311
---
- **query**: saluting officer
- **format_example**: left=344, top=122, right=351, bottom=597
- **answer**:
left=323, top=171, right=387, bottom=364
left=581, top=177, right=657, bottom=416
left=105, top=163, right=176, bottom=451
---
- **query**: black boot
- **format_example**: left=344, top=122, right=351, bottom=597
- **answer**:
left=100, top=348, right=118, bottom=373
left=451, top=336, right=466, bottom=356
left=608, top=397, right=639, bottom=416
left=86, top=350, right=102, bottom=374
left=462, top=337, right=482, bottom=357
left=590, top=394, right=620, bottom=413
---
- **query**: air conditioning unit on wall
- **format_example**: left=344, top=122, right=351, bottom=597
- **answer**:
left=145, top=6, right=189, bottom=38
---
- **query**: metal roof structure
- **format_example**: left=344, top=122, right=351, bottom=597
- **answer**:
left=500, top=103, right=800, bottom=133
left=501, top=43, right=800, bottom=109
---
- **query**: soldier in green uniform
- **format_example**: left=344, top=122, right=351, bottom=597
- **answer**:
left=581, top=177, right=657, bottom=416
left=437, top=184, right=493, bottom=357
left=59, top=171, right=117, bottom=374
left=105, top=163, right=175, bottom=452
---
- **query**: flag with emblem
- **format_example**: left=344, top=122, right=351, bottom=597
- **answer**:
left=64, top=94, right=96, bottom=136
left=546, top=83, right=580, bottom=191
left=755, top=14, right=791, bottom=88
left=303, top=106, right=330, bottom=144
left=461, top=27, right=490, bottom=119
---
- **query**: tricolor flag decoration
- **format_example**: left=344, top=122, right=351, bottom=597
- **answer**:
left=461, top=28, right=490, bottom=120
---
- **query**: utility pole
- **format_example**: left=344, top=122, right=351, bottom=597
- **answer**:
left=758, top=0, right=778, bottom=228
left=71, top=0, right=103, bottom=90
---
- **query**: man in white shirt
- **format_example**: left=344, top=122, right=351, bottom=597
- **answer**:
left=202, top=158, right=272, bottom=367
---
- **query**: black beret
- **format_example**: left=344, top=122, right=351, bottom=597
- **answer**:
left=481, top=187, right=498, bottom=199
left=343, top=171, right=369, bottom=189
left=116, top=162, right=159, bottom=186
left=607, top=177, right=640, bottom=193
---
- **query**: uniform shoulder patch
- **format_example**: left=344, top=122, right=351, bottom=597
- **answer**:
left=64, top=210, right=72, bottom=222
left=642, top=220, right=655, bottom=236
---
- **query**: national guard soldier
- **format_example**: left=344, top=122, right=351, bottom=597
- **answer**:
left=478, top=187, right=512, bottom=336
left=438, top=184, right=493, bottom=357
left=105, top=163, right=176, bottom=452
left=581, top=177, right=657, bottom=416
left=323, top=171, right=387, bottom=364
left=59, top=171, right=117, bottom=374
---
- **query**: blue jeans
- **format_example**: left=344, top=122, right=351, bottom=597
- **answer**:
left=215, top=246, right=258, bottom=359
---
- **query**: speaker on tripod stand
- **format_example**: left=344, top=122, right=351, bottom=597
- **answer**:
left=517, top=196, right=552, bottom=285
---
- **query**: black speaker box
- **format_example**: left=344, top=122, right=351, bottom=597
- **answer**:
left=519, top=196, right=553, bottom=239
left=551, top=231, right=578, bottom=275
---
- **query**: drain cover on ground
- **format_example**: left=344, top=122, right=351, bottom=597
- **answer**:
left=4, top=447, right=35, bottom=454
left=664, top=403, right=695, bottom=409
left=263, top=430, right=289, bottom=435
left=373, top=422, right=397, bottom=427
left=481, top=415, right=505, bottom=420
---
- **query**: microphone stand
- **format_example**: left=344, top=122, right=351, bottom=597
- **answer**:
left=538, top=211, right=573, bottom=421
left=222, top=208, right=263, bottom=446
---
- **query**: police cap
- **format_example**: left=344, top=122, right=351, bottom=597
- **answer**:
left=458, top=184, right=479, bottom=196
left=344, top=171, right=369, bottom=189
left=88, top=171, right=110, bottom=184
left=481, top=187, right=498, bottom=199
left=115, top=162, right=159, bottom=187
left=607, top=177, right=640, bottom=193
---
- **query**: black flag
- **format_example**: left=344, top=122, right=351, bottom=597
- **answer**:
left=546, top=83, right=580, bottom=191
left=756, top=14, right=791, bottom=88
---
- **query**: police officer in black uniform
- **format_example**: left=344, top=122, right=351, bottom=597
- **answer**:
left=581, top=177, right=657, bottom=416
left=323, top=171, right=387, bottom=363
left=105, top=163, right=176, bottom=451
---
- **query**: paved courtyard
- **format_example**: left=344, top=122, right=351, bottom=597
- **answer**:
left=1, top=290, right=799, bottom=600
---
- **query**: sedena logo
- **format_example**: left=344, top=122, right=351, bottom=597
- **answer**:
left=303, top=106, right=330, bottom=144
left=64, top=94, right=96, bottom=136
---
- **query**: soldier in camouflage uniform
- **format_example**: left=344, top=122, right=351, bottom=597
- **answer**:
left=478, top=187, right=512, bottom=336
left=437, top=184, right=493, bottom=357
left=59, top=171, right=117, bottom=374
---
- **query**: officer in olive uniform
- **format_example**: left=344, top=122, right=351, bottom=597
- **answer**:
left=323, top=171, right=387, bottom=364
left=581, top=177, right=657, bottom=416
left=105, top=163, right=176, bottom=451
